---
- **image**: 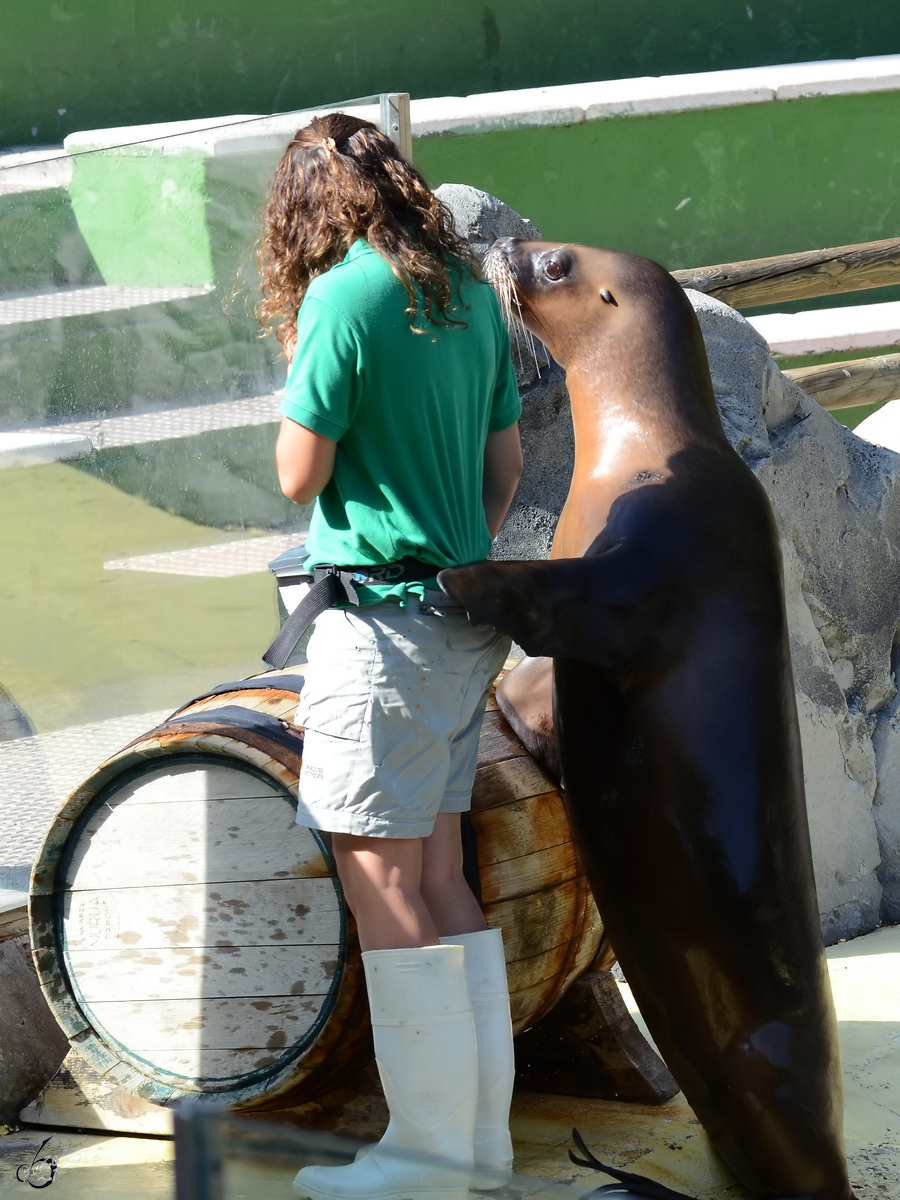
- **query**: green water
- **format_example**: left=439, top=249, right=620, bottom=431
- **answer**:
left=0, top=463, right=282, bottom=731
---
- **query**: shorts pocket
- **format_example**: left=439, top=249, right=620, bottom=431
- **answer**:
left=295, top=613, right=375, bottom=742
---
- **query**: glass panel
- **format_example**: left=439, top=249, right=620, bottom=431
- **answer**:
left=173, top=1106, right=579, bottom=1200
left=0, top=97, right=385, bottom=893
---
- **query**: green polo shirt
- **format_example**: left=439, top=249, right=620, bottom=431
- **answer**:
left=280, top=239, right=521, bottom=605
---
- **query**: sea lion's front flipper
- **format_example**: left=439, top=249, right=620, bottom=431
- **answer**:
left=496, top=656, right=560, bottom=780
left=438, top=551, right=654, bottom=669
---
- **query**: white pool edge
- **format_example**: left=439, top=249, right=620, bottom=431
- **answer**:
left=50, top=53, right=900, bottom=158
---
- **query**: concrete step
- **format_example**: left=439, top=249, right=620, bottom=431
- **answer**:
left=0, top=282, right=212, bottom=326
left=0, top=391, right=293, bottom=527
left=0, top=286, right=281, bottom=428
left=0, top=391, right=281, bottom=467
left=104, top=530, right=305, bottom=577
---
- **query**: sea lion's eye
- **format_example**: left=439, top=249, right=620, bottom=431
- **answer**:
left=544, top=259, right=563, bottom=280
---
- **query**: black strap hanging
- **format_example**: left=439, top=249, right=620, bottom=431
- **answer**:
left=263, top=557, right=440, bottom=670
left=263, top=570, right=358, bottom=669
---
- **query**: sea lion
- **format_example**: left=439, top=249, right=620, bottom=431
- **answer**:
left=439, top=239, right=855, bottom=1200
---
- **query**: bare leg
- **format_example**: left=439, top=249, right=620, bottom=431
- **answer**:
left=332, top=832, right=439, bottom=951
left=421, top=814, right=488, bottom=937
left=332, top=814, right=485, bottom=950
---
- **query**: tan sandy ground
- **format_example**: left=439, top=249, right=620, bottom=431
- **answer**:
left=1, top=925, right=897, bottom=1199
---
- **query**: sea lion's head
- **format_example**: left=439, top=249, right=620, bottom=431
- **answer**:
left=484, top=238, right=695, bottom=372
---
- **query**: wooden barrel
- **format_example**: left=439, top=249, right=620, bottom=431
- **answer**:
left=30, top=666, right=602, bottom=1110
left=474, top=686, right=602, bottom=1033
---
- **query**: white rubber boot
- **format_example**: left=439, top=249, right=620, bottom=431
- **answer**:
left=294, top=944, right=477, bottom=1200
left=441, top=929, right=515, bottom=1190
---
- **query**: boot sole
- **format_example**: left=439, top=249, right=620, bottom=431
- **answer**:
left=294, top=1183, right=467, bottom=1200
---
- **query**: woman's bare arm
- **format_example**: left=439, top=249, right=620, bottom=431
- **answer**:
left=482, top=423, right=523, bottom=538
left=275, top=416, right=337, bottom=506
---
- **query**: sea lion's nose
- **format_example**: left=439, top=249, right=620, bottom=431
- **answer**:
left=491, top=236, right=521, bottom=252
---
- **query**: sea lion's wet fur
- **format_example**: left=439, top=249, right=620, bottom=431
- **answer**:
left=442, top=240, right=855, bottom=1199
left=494, top=655, right=560, bottom=781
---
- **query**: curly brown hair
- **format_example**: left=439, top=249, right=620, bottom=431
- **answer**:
left=257, top=112, right=479, bottom=357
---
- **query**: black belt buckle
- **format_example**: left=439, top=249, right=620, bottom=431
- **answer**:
left=312, top=565, right=360, bottom=606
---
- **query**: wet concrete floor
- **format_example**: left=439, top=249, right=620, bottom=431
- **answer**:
left=1, top=926, right=897, bottom=1199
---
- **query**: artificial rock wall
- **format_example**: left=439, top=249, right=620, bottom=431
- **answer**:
left=437, top=184, right=900, bottom=943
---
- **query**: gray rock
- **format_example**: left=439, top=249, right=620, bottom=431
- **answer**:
left=440, top=183, right=900, bottom=942
left=435, top=182, right=542, bottom=265
left=873, top=667, right=900, bottom=924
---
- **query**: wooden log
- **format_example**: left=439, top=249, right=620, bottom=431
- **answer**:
left=28, top=671, right=608, bottom=1112
left=28, top=666, right=674, bottom=1127
left=0, top=934, right=69, bottom=1122
left=672, top=236, right=900, bottom=310
left=514, top=970, right=679, bottom=1105
left=785, top=352, right=900, bottom=410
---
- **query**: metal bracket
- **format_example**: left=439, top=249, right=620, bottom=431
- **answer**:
left=380, top=93, right=412, bottom=161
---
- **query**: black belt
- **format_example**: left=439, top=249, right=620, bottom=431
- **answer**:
left=262, top=558, right=438, bottom=670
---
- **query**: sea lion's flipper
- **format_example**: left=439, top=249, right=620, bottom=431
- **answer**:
left=438, top=553, right=653, bottom=668
left=438, top=559, right=568, bottom=656
left=496, top=656, right=560, bottom=780
left=569, top=1129, right=696, bottom=1199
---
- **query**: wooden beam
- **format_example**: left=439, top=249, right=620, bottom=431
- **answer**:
left=785, top=353, right=900, bottom=411
left=673, top=237, right=900, bottom=309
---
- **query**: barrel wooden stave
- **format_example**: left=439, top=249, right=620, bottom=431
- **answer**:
left=64, top=878, right=340, bottom=953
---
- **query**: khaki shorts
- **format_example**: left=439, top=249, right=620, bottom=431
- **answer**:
left=295, top=599, right=510, bottom=838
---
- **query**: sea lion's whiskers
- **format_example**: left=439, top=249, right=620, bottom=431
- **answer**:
left=484, top=248, right=541, bottom=377
left=512, top=290, right=541, bottom=377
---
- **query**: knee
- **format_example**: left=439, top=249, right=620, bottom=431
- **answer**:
left=420, top=858, right=467, bottom=904
left=331, top=835, right=422, bottom=913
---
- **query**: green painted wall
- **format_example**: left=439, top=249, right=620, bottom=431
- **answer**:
left=3, top=1, right=900, bottom=151
left=60, top=91, right=900, bottom=300
left=69, top=151, right=215, bottom=287
left=415, top=92, right=900, bottom=273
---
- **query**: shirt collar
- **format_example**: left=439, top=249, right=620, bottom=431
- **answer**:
left=344, top=238, right=374, bottom=262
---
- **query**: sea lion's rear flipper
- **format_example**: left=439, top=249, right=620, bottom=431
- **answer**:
left=438, top=553, right=653, bottom=669
left=496, top=656, right=560, bottom=780
left=569, top=1129, right=696, bottom=1199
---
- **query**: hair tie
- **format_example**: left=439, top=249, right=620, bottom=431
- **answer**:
left=322, top=136, right=336, bottom=156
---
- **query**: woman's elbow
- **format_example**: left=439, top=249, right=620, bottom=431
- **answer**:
left=275, top=419, right=336, bottom=507
left=510, top=445, right=524, bottom=488
left=278, top=471, right=317, bottom=507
